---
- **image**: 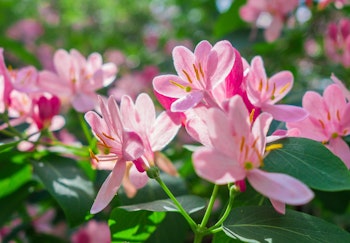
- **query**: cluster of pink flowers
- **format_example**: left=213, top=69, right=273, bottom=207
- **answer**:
left=324, top=18, right=350, bottom=68
left=239, top=0, right=299, bottom=42
left=0, top=48, right=117, bottom=149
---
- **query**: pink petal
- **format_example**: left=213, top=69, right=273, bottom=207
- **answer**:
left=185, top=115, right=211, bottom=146
left=101, top=63, right=118, bottom=86
left=38, top=71, right=69, bottom=95
left=122, top=131, right=144, bottom=161
left=327, top=137, right=350, bottom=169
left=153, top=75, right=190, bottom=98
left=207, top=40, right=235, bottom=89
left=53, top=49, right=72, bottom=82
left=90, top=160, right=126, bottom=214
left=225, top=48, right=244, bottom=98
left=150, top=111, right=181, bottom=151
left=72, top=93, right=96, bottom=112
left=251, top=112, right=273, bottom=152
left=173, top=46, right=196, bottom=82
left=331, top=73, right=350, bottom=101
left=262, top=104, right=308, bottom=122
left=170, top=90, right=204, bottom=112
left=286, top=117, right=328, bottom=142
left=247, top=169, right=314, bottom=205
left=302, top=91, right=327, bottom=120
left=267, top=71, right=294, bottom=104
left=323, top=84, right=347, bottom=122
left=270, top=199, right=286, bottom=214
left=135, top=93, right=156, bottom=131
left=120, top=95, right=137, bottom=130
left=128, top=165, right=149, bottom=189
left=106, top=96, right=123, bottom=136
left=227, top=96, right=250, bottom=138
left=251, top=56, right=267, bottom=84
left=265, top=17, right=283, bottom=42
left=193, top=147, right=246, bottom=184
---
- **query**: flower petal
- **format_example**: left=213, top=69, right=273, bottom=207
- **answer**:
left=247, top=169, right=314, bottom=205
left=153, top=75, right=190, bottom=98
left=193, top=147, right=246, bottom=184
left=170, top=90, right=204, bottom=112
left=173, top=45, right=196, bottom=81
left=262, top=104, right=308, bottom=122
left=270, top=199, right=286, bottom=214
left=327, top=137, right=350, bottom=169
left=90, top=160, right=126, bottom=214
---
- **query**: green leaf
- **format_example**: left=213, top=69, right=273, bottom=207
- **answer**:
left=120, top=195, right=206, bottom=214
left=223, top=206, right=350, bottom=243
left=264, top=138, right=350, bottom=191
left=109, top=208, right=166, bottom=242
left=0, top=140, right=20, bottom=153
left=0, top=159, right=32, bottom=198
left=31, top=154, right=95, bottom=227
left=0, top=181, right=36, bottom=226
left=213, top=0, right=247, bottom=38
left=213, top=231, right=244, bottom=243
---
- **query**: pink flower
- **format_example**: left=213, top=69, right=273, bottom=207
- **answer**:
left=245, top=56, right=308, bottom=122
left=192, top=95, right=314, bottom=214
left=318, top=0, right=350, bottom=9
left=71, top=220, right=110, bottom=243
left=287, top=83, right=350, bottom=168
left=0, top=48, right=13, bottom=113
left=153, top=40, right=235, bottom=112
left=6, top=18, right=44, bottom=44
left=85, top=96, right=144, bottom=213
left=120, top=93, right=181, bottom=173
left=239, top=0, right=299, bottom=42
left=39, top=49, right=118, bottom=112
left=324, top=18, right=350, bottom=68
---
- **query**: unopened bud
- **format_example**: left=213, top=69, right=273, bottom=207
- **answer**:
left=146, top=166, right=160, bottom=179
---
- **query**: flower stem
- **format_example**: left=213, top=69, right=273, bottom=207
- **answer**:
left=200, top=184, right=219, bottom=228
left=155, top=176, right=197, bottom=231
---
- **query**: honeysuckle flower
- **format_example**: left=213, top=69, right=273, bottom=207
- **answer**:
left=192, top=95, right=314, bottom=214
left=324, top=18, right=350, bottom=68
left=287, top=83, right=350, bottom=168
left=85, top=96, right=144, bottom=214
left=239, top=0, right=299, bottom=42
left=318, top=0, right=350, bottom=10
left=153, top=40, right=235, bottom=112
left=120, top=93, right=181, bottom=175
left=39, top=49, right=118, bottom=112
left=245, top=56, right=308, bottom=122
left=331, top=73, right=350, bottom=101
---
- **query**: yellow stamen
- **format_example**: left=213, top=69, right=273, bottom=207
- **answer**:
left=240, top=136, right=245, bottom=152
left=170, top=80, right=192, bottom=92
left=279, top=82, right=290, bottom=94
left=337, top=110, right=341, bottom=121
left=318, top=119, right=326, bottom=129
left=199, top=63, right=205, bottom=79
left=182, top=69, right=193, bottom=83
left=331, top=133, right=338, bottom=139
left=103, top=132, right=115, bottom=141
left=265, top=143, right=283, bottom=152
left=271, top=83, right=276, bottom=100
left=265, top=79, right=269, bottom=92
left=327, top=112, right=331, bottom=121
left=244, top=161, right=254, bottom=170
left=258, top=80, right=263, bottom=92
left=249, top=109, right=255, bottom=123
left=193, top=64, right=200, bottom=81
left=89, top=149, right=99, bottom=162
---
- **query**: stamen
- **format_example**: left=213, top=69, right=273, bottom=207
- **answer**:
left=182, top=70, right=193, bottom=83
left=244, top=161, right=254, bottom=170
left=265, top=79, right=269, bottom=92
left=279, top=82, right=290, bottom=94
left=199, top=63, right=205, bottom=79
left=336, top=110, right=341, bottom=121
left=271, top=83, right=276, bottom=100
left=89, top=149, right=99, bottom=162
left=193, top=64, right=200, bottom=81
left=265, top=143, right=283, bottom=152
left=331, top=132, right=338, bottom=139
left=318, top=119, right=326, bottom=129
left=103, top=132, right=115, bottom=141
left=327, top=112, right=331, bottom=121
left=258, top=80, right=263, bottom=92
left=240, top=136, right=245, bottom=152
left=170, top=80, right=192, bottom=92
left=251, top=136, right=259, bottom=148
left=249, top=109, right=255, bottom=123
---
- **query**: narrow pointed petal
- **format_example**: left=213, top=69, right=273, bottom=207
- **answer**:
left=170, top=91, right=203, bottom=112
left=270, top=199, right=286, bottom=214
left=247, top=169, right=314, bottom=205
left=72, top=93, right=96, bottom=112
left=120, top=95, right=137, bottom=130
left=302, top=91, right=327, bottom=120
left=193, top=147, right=246, bottom=184
left=150, top=111, right=181, bottom=151
left=122, top=131, right=144, bottom=161
left=252, top=112, right=273, bottom=152
left=267, top=71, right=293, bottom=104
left=135, top=93, right=156, bottom=131
left=90, top=160, right=126, bottom=214
left=225, top=49, right=244, bottom=97
left=194, top=40, right=212, bottom=63
left=262, top=104, right=308, bottom=122
left=153, top=75, right=190, bottom=98
left=327, top=137, right=350, bottom=169
left=173, top=46, right=196, bottom=81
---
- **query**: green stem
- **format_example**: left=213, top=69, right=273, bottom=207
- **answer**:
left=200, top=184, right=219, bottom=228
left=77, top=112, right=93, bottom=146
left=155, top=176, right=197, bottom=231
left=208, top=185, right=237, bottom=231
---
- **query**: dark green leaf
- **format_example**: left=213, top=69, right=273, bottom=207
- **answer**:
left=31, top=154, right=95, bottom=227
left=223, top=206, right=350, bottom=242
left=0, top=159, right=32, bottom=198
left=109, top=208, right=166, bottom=242
left=0, top=140, right=20, bottom=153
left=0, top=181, right=36, bottom=226
left=264, top=138, right=350, bottom=191
left=213, top=231, right=244, bottom=243
left=120, top=195, right=206, bottom=214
